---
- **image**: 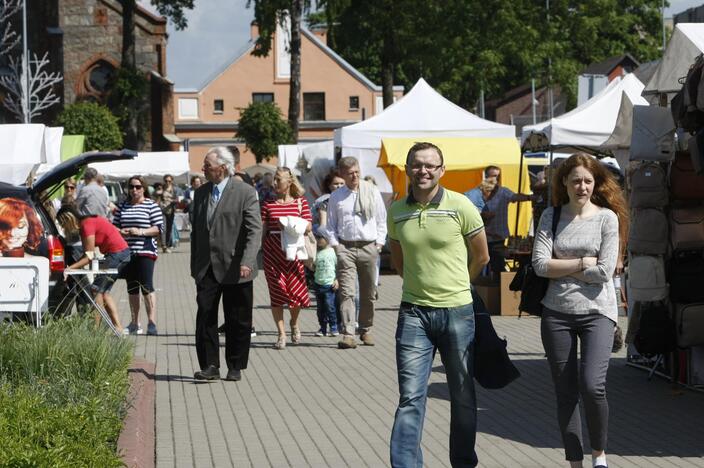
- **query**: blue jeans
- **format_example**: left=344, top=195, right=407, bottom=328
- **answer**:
left=390, top=302, right=478, bottom=468
left=315, top=283, right=338, bottom=332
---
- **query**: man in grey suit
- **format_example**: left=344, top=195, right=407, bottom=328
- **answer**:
left=191, top=146, right=262, bottom=381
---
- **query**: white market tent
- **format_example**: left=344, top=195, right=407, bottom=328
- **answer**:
left=645, top=23, right=704, bottom=96
left=90, top=151, right=190, bottom=184
left=334, top=78, right=516, bottom=194
left=521, top=73, right=648, bottom=151
left=0, top=124, right=62, bottom=185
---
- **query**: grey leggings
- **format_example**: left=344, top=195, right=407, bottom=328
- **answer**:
left=540, top=309, right=615, bottom=461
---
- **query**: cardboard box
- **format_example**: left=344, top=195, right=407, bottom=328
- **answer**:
left=474, top=283, right=500, bottom=315
left=500, top=271, right=521, bottom=316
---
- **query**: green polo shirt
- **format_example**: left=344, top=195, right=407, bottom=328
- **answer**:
left=387, top=186, right=484, bottom=308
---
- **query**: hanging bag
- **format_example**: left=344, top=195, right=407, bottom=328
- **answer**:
left=629, top=106, right=675, bottom=162
left=634, top=301, right=677, bottom=357
left=674, top=303, right=704, bottom=348
left=518, top=206, right=561, bottom=317
left=670, top=205, right=704, bottom=251
left=628, top=162, right=668, bottom=208
left=671, top=151, right=704, bottom=201
left=627, top=254, right=668, bottom=302
left=669, top=250, right=704, bottom=303
left=297, top=198, right=317, bottom=269
left=628, top=208, right=669, bottom=255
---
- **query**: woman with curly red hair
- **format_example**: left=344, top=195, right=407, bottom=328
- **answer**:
left=532, top=153, right=628, bottom=468
left=0, top=198, right=43, bottom=257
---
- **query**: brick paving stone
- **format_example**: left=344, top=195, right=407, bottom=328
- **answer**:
left=107, top=241, right=704, bottom=468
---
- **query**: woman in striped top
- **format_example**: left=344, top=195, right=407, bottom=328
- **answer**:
left=261, top=167, right=312, bottom=349
left=113, top=175, right=164, bottom=335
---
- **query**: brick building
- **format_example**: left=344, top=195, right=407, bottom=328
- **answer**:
left=0, top=0, right=175, bottom=150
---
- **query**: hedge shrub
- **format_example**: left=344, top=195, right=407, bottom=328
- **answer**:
left=55, top=101, right=124, bottom=151
left=0, top=316, right=133, bottom=466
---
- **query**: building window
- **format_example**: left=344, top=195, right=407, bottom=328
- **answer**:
left=252, top=93, right=274, bottom=104
left=213, top=99, right=224, bottom=114
left=303, top=92, right=325, bottom=120
left=77, top=59, right=117, bottom=101
left=349, top=96, right=359, bottom=111
left=178, top=98, right=199, bottom=119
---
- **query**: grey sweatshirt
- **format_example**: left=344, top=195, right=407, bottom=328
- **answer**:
left=532, top=206, right=619, bottom=323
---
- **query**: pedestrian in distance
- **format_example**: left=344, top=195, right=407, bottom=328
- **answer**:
left=481, top=165, right=533, bottom=282
left=159, top=174, right=177, bottom=253
left=261, top=167, right=313, bottom=350
left=190, top=146, right=262, bottom=382
left=75, top=167, right=109, bottom=218
left=323, top=156, right=387, bottom=349
left=311, top=233, right=339, bottom=337
left=56, top=205, right=132, bottom=333
left=388, top=142, right=489, bottom=467
left=113, top=175, right=164, bottom=336
left=532, top=153, right=628, bottom=468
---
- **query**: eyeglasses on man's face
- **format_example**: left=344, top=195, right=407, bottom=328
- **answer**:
left=408, top=163, right=443, bottom=173
left=129, top=184, right=143, bottom=190
left=65, top=185, right=76, bottom=190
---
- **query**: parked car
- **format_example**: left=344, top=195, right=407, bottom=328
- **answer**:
left=0, top=150, right=136, bottom=318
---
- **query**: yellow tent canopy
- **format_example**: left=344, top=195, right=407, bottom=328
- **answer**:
left=379, top=137, right=540, bottom=237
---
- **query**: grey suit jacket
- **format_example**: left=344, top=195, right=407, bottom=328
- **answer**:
left=190, top=178, right=262, bottom=284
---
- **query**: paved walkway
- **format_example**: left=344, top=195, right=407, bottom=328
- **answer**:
left=111, top=241, right=704, bottom=467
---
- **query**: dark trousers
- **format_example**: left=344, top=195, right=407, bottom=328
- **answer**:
left=195, top=267, right=253, bottom=371
left=487, top=240, right=506, bottom=281
left=315, top=283, right=338, bottom=332
left=163, top=210, right=175, bottom=247
left=541, top=310, right=614, bottom=461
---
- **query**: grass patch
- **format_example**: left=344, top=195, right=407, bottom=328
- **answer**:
left=0, top=316, right=133, bottom=466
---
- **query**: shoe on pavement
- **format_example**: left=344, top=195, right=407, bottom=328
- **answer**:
left=146, top=322, right=158, bottom=336
left=251, top=327, right=257, bottom=337
left=315, top=328, right=326, bottom=337
left=225, top=368, right=242, bottom=381
left=329, top=326, right=339, bottom=337
left=360, top=333, right=375, bottom=346
left=194, top=365, right=220, bottom=381
left=123, top=322, right=143, bottom=335
left=338, top=335, right=357, bottom=349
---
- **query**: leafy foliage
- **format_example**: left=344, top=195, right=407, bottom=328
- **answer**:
left=55, top=101, right=123, bottom=151
left=319, top=0, right=664, bottom=110
left=151, top=0, right=195, bottom=30
left=0, top=316, right=133, bottom=466
left=107, top=67, right=150, bottom=149
left=236, top=101, right=293, bottom=163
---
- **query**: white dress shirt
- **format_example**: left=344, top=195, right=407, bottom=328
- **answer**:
left=325, top=184, right=387, bottom=246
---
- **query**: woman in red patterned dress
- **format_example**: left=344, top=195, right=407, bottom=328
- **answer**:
left=261, top=167, right=312, bottom=349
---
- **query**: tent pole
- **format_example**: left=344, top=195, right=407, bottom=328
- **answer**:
left=515, top=149, right=525, bottom=237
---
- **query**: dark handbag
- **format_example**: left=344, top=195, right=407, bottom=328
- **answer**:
left=472, top=288, right=520, bottom=389
left=518, top=206, right=561, bottom=316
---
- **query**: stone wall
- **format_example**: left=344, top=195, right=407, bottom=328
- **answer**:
left=60, top=0, right=166, bottom=104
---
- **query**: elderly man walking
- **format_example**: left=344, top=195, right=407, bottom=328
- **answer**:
left=190, top=146, right=262, bottom=381
left=324, top=156, right=387, bottom=349
left=388, top=142, right=489, bottom=467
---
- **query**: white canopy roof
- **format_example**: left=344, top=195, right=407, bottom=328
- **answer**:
left=335, top=78, right=515, bottom=149
left=333, top=78, right=515, bottom=193
left=0, top=124, right=63, bottom=185
left=645, top=23, right=704, bottom=95
left=90, top=152, right=190, bottom=183
left=521, top=73, right=648, bottom=149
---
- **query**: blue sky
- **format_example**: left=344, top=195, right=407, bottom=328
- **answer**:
left=152, top=0, right=704, bottom=90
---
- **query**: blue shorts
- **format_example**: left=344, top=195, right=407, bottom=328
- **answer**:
left=91, top=248, right=131, bottom=294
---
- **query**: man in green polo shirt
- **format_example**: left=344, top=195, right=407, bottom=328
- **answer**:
left=388, top=142, right=489, bottom=468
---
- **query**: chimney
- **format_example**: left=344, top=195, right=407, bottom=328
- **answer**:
left=250, top=22, right=259, bottom=40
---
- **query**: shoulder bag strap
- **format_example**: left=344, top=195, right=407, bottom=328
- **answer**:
left=551, top=206, right=561, bottom=257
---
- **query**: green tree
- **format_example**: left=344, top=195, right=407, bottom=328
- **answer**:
left=248, top=0, right=311, bottom=141
left=319, top=0, right=663, bottom=111
left=55, top=102, right=123, bottom=151
left=236, top=101, right=293, bottom=163
left=117, top=1, right=194, bottom=148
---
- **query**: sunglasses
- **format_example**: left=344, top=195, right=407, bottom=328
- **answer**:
left=65, top=185, right=76, bottom=190
left=129, top=184, right=143, bottom=190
